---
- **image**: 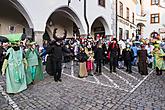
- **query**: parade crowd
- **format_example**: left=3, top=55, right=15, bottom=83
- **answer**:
left=0, top=29, right=165, bottom=94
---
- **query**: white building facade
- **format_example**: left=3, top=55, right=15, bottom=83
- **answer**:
left=0, top=0, right=114, bottom=45
left=117, top=0, right=139, bottom=41
left=142, top=0, right=165, bottom=39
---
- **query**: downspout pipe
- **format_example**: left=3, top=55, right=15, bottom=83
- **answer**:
left=116, top=0, right=118, bottom=39
left=84, top=0, right=90, bottom=36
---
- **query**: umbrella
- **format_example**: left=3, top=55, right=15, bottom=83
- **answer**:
left=5, top=33, right=22, bottom=42
left=1, top=33, right=25, bottom=43
left=0, top=35, right=9, bottom=42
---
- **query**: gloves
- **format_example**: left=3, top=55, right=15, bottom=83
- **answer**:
left=1, top=59, right=8, bottom=76
left=23, top=58, right=28, bottom=70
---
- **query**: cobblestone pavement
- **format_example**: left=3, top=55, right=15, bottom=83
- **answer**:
left=0, top=61, right=164, bottom=110
left=0, top=91, right=13, bottom=110
left=0, top=80, right=13, bottom=110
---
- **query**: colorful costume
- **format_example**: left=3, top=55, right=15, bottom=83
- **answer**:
left=152, top=46, right=165, bottom=71
left=1, top=47, right=27, bottom=93
left=77, top=49, right=88, bottom=78
left=145, top=44, right=154, bottom=68
left=26, top=48, right=44, bottom=82
left=85, top=47, right=94, bottom=73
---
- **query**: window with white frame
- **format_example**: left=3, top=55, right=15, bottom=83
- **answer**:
left=150, top=13, right=160, bottom=23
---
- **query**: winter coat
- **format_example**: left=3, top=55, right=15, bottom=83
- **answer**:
left=122, top=48, right=134, bottom=61
left=94, top=47, right=104, bottom=60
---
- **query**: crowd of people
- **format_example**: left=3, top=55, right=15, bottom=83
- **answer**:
left=54, top=37, right=164, bottom=78
left=0, top=29, right=165, bottom=94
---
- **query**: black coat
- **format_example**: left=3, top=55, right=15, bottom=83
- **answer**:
left=46, top=43, right=70, bottom=61
left=102, top=43, right=107, bottom=58
left=108, top=43, right=119, bottom=59
left=94, top=47, right=104, bottom=60
left=46, top=42, right=70, bottom=76
left=122, top=48, right=134, bottom=61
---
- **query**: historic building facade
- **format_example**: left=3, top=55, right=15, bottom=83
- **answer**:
left=117, top=0, right=139, bottom=40
left=0, top=0, right=114, bottom=45
left=142, top=0, right=165, bottom=39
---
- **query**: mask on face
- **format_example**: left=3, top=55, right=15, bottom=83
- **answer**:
left=126, top=44, right=130, bottom=48
left=56, top=41, right=61, bottom=46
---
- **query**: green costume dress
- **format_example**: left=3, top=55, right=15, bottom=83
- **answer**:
left=152, top=48, right=165, bottom=70
left=3, top=47, right=27, bottom=93
left=26, top=49, right=44, bottom=82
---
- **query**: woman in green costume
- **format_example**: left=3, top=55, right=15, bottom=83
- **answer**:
left=25, top=42, right=44, bottom=83
left=1, top=44, right=27, bottom=93
left=152, top=44, right=165, bottom=75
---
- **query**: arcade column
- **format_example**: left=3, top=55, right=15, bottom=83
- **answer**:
left=34, top=31, right=44, bottom=46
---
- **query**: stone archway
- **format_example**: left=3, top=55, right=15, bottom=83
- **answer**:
left=91, top=16, right=110, bottom=40
left=45, top=6, right=85, bottom=40
left=0, top=0, right=33, bottom=35
left=10, top=0, right=33, bottom=28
